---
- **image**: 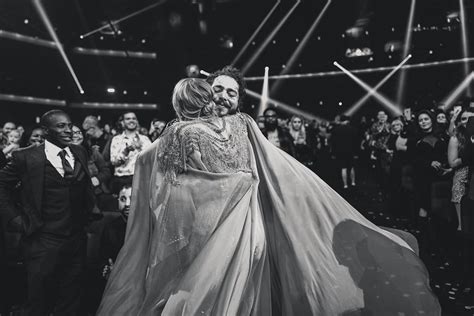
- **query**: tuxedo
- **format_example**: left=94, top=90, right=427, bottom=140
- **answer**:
left=0, top=143, right=95, bottom=315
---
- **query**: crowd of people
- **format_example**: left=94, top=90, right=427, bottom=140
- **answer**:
left=256, top=104, right=474, bottom=293
left=0, top=110, right=166, bottom=315
left=0, top=66, right=472, bottom=314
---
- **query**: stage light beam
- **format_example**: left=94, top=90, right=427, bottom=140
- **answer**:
left=334, top=62, right=402, bottom=116
left=32, top=0, right=84, bottom=94
left=395, top=0, right=416, bottom=107
left=259, top=67, right=270, bottom=116
left=246, top=89, right=321, bottom=122
left=242, top=0, right=301, bottom=75
left=459, top=0, right=471, bottom=97
left=244, top=57, right=474, bottom=81
left=231, top=0, right=281, bottom=66
left=345, top=54, right=412, bottom=116
left=270, top=0, right=332, bottom=97
left=441, top=72, right=474, bottom=110
left=80, top=0, right=167, bottom=39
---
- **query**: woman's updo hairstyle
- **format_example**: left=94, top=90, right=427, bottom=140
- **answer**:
left=172, top=78, right=215, bottom=120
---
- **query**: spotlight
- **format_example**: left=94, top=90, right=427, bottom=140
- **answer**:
left=446, top=11, right=460, bottom=23
left=107, top=87, right=116, bottom=93
left=219, top=35, right=234, bottom=49
left=230, top=0, right=281, bottom=67
left=395, top=0, right=416, bottom=106
left=169, top=11, right=183, bottom=29
left=32, top=0, right=84, bottom=94
left=185, top=64, right=201, bottom=77
left=333, top=61, right=402, bottom=116
left=345, top=47, right=373, bottom=58
left=143, top=90, right=148, bottom=95
left=123, top=90, right=128, bottom=95
left=345, top=26, right=364, bottom=38
left=24, top=19, right=29, bottom=24
left=241, top=0, right=301, bottom=75
left=384, top=41, right=403, bottom=53
left=199, top=20, right=208, bottom=35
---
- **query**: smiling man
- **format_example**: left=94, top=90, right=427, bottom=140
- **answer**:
left=109, top=112, right=151, bottom=194
left=206, top=66, right=246, bottom=117
left=0, top=109, right=95, bottom=315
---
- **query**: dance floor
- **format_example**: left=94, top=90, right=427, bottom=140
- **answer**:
left=338, top=165, right=474, bottom=316
left=3, top=162, right=474, bottom=315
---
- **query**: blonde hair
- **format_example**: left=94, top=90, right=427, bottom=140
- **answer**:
left=289, top=115, right=307, bottom=145
left=172, top=78, right=215, bottom=120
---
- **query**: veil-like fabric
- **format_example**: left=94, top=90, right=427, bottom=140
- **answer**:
left=97, top=114, right=441, bottom=315
left=245, top=115, right=440, bottom=315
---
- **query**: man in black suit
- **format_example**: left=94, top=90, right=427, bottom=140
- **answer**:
left=100, top=184, right=131, bottom=280
left=0, top=110, right=95, bottom=315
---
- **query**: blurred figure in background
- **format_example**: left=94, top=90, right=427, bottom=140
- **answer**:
left=20, top=126, right=45, bottom=148
left=261, top=107, right=295, bottom=156
left=1, top=122, right=16, bottom=148
left=100, top=185, right=131, bottom=280
left=82, top=116, right=110, bottom=155
left=71, top=125, right=112, bottom=208
left=256, top=115, right=265, bottom=131
left=411, top=110, right=449, bottom=220
left=448, top=108, right=474, bottom=231
left=2, top=129, right=21, bottom=160
left=435, top=109, right=449, bottom=142
left=288, top=115, right=314, bottom=168
left=148, top=119, right=166, bottom=142
left=331, top=115, right=358, bottom=189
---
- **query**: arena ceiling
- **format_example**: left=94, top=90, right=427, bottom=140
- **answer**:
left=0, top=0, right=472, bottom=122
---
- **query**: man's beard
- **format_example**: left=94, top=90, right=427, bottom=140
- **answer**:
left=265, top=121, right=277, bottom=131
left=121, top=208, right=130, bottom=219
left=215, top=99, right=237, bottom=117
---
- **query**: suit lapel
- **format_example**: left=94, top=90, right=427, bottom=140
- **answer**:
left=69, top=145, right=90, bottom=178
left=26, top=144, right=46, bottom=211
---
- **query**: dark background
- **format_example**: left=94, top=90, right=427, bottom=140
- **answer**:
left=1, top=0, right=473, bottom=126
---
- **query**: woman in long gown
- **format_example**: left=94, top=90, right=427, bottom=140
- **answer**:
left=98, top=78, right=440, bottom=315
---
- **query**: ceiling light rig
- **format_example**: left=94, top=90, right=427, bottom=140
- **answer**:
left=32, top=0, right=84, bottom=95
left=80, top=0, right=167, bottom=39
left=244, top=57, right=474, bottom=81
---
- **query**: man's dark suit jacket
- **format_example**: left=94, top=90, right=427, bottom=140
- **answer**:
left=0, top=144, right=95, bottom=236
left=261, top=127, right=296, bottom=157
